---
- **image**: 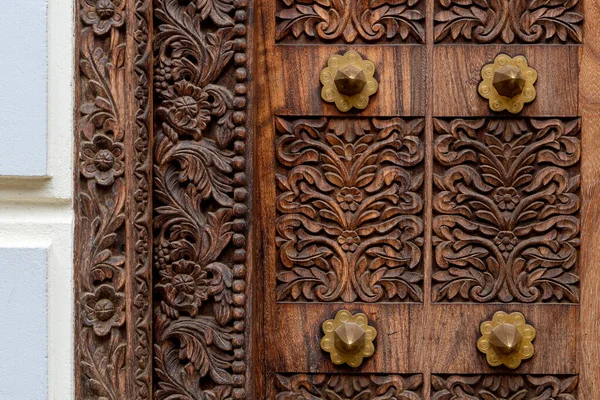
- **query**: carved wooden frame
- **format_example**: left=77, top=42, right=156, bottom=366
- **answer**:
left=74, top=0, right=254, bottom=398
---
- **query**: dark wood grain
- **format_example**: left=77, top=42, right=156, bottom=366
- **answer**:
left=428, top=304, right=578, bottom=375
left=433, top=45, right=579, bottom=117
left=578, top=0, right=600, bottom=397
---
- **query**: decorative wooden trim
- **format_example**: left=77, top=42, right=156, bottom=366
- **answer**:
left=151, top=0, right=252, bottom=399
left=578, top=0, right=600, bottom=397
left=74, top=0, right=153, bottom=398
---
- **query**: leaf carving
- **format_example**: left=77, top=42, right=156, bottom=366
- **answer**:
left=433, top=118, right=581, bottom=303
left=275, top=117, right=425, bottom=302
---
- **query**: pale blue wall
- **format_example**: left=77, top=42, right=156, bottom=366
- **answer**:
left=0, top=0, right=48, bottom=176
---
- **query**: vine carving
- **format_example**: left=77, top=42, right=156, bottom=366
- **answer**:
left=434, top=0, right=583, bottom=43
left=276, top=374, right=423, bottom=399
left=275, top=117, right=425, bottom=303
left=431, top=375, right=578, bottom=399
left=433, top=118, right=581, bottom=303
left=152, top=0, right=250, bottom=398
left=75, top=0, right=130, bottom=398
left=276, top=0, right=425, bottom=43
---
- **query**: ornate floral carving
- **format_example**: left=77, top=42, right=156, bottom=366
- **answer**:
left=152, top=0, right=249, bottom=398
left=131, top=0, right=153, bottom=397
left=276, top=0, right=425, bottom=43
left=276, top=117, right=425, bottom=303
left=434, top=0, right=583, bottom=43
left=433, top=118, right=581, bottom=303
left=75, top=0, right=130, bottom=397
left=81, top=0, right=126, bottom=35
left=81, top=135, right=125, bottom=186
left=276, top=374, right=423, bottom=399
left=431, top=375, right=578, bottom=399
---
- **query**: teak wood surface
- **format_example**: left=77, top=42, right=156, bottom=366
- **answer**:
left=73, top=0, right=599, bottom=398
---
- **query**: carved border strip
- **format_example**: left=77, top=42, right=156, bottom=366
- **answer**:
left=74, top=0, right=153, bottom=398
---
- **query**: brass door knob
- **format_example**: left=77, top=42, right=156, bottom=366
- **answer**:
left=478, top=54, right=537, bottom=114
left=320, top=51, right=379, bottom=112
left=320, top=310, right=377, bottom=368
left=477, top=311, right=536, bottom=369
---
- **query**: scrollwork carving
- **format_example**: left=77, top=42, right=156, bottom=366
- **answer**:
left=434, top=0, right=583, bottom=43
left=152, top=0, right=249, bottom=398
left=75, top=0, right=130, bottom=398
left=431, top=375, right=578, bottom=399
left=276, top=0, right=425, bottom=43
left=432, top=118, right=581, bottom=303
left=275, top=117, right=425, bottom=303
left=276, top=374, right=423, bottom=399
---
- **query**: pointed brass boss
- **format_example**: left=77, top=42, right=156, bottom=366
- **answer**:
left=320, top=51, right=379, bottom=112
left=320, top=310, right=377, bottom=368
left=477, top=311, right=536, bottom=369
left=478, top=54, right=538, bottom=114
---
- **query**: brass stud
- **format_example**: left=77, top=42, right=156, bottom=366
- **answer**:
left=320, top=310, right=377, bottom=368
left=477, top=311, right=536, bottom=369
left=320, top=51, right=379, bottom=112
left=478, top=54, right=538, bottom=114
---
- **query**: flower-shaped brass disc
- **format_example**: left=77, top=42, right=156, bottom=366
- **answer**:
left=477, top=311, right=536, bottom=369
left=320, top=51, right=379, bottom=112
left=320, top=310, right=377, bottom=368
left=478, top=54, right=538, bottom=114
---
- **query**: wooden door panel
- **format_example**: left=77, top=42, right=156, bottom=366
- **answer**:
left=266, top=46, right=427, bottom=116
left=429, top=304, right=578, bottom=375
left=269, top=304, right=425, bottom=373
left=433, top=46, right=579, bottom=117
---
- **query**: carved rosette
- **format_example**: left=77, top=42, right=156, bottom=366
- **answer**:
left=276, top=0, right=425, bottom=43
left=432, top=375, right=578, bottom=399
left=276, top=374, right=423, bottom=399
left=275, top=117, right=425, bottom=303
left=152, top=0, right=250, bottom=398
left=433, top=118, right=581, bottom=303
left=434, top=0, right=583, bottom=44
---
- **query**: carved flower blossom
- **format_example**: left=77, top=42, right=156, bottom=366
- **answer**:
left=81, top=0, right=125, bottom=36
left=338, top=230, right=361, bottom=252
left=157, top=81, right=211, bottom=141
left=494, top=231, right=518, bottom=259
left=336, top=187, right=363, bottom=211
left=493, top=187, right=520, bottom=211
left=82, top=285, right=125, bottom=337
left=157, top=260, right=210, bottom=318
left=81, top=135, right=125, bottom=186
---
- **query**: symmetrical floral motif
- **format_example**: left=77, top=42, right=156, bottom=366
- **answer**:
left=434, top=0, right=583, bottom=43
left=276, top=374, right=423, bottom=399
left=276, top=0, right=425, bottom=43
left=152, top=0, right=249, bottom=398
left=81, top=135, right=125, bottom=186
left=80, top=0, right=126, bottom=35
left=276, top=117, right=425, bottom=303
left=82, top=284, right=126, bottom=337
left=433, top=118, right=581, bottom=303
left=432, top=375, right=578, bottom=399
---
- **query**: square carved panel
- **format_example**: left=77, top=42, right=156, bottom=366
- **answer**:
left=275, top=117, right=425, bottom=302
left=432, top=118, right=581, bottom=303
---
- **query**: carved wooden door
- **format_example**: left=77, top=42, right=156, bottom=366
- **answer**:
left=74, top=0, right=600, bottom=398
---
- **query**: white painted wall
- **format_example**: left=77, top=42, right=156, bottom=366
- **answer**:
left=0, top=0, right=74, bottom=398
